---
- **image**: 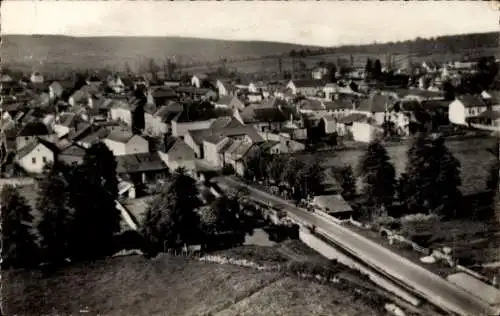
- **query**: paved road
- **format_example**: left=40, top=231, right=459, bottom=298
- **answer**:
left=214, top=176, right=499, bottom=316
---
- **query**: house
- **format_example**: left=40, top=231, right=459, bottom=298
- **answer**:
left=109, top=99, right=141, bottom=127
left=239, top=103, right=290, bottom=132
left=324, top=98, right=355, bottom=117
left=185, top=124, right=263, bottom=159
left=102, top=130, right=149, bottom=156
left=175, top=86, right=218, bottom=101
left=422, top=61, right=441, bottom=73
left=86, top=74, right=103, bottom=86
left=191, top=74, right=209, bottom=89
left=49, top=81, right=65, bottom=100
left=16, top=121, right=51, bottom=151
left=147, top=86, right=178, bottom=107
left=170, top=108, right=227, bottom=138
left=319, top=115, right=337, bottom=135
left=351, top=122, right=383, bottom=143
left=107, top=75, right=125, bottom=94
left=58, top=143, right=86, bottom=166
left=354, top=94, right=396, bottom=126
left=247, top=93, right=263, bottom=103
left=213, top=78, right=236, bottom=97
left=297, top=98, right=327, bottom=114
left=222, top=140, right=255, bottom=176
left=116, top=152, right=168, bottom=184
left=30, top=72, right=44, bottom=84
left=203, top=135, right=231, bottom=167
left=15, top=138, right=56, bottom=174
left=310, top=194, right=353, bottom=219
left=449, top=94, right=488, bottom=126
left=68, top=86, right=93, bottom=107
left=53, top=113, right=79, bottom=138
left=214, top=95, right=245, bottom=110
left=144, top=102, right=183, bottom=136
left=159, top=139, right=196, bottom=173
left=335, top=113, right=368, bottom=136
left=75, top=126, right=111, bottom=149
left=286, top=79, right=325, bottom=96
left=311, top=67, right=328, bottom=80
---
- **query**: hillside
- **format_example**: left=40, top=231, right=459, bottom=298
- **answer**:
left=2, top=32, right=498, bottom=76
left=1, top=35, right=319, bottom=74
left=3, top=253, right=387, bottom=316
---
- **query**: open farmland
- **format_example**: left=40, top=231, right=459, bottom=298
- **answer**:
left=298, top=137, right=497, bottom=196
left=4, top=252, right=389, bottom=316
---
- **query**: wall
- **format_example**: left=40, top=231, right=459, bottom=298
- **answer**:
left=448, top=100, right=466, bottom=125
left=299, top=228, right=421, bottom=306
left=17, top=144, right=54, bottom=174
left=126, top=135, right=149, bottom=155
left=352, top=122, right=377, bottom=143
left=103, top=139, right=126, bottom=156
left=171, top=119, right=214, bottom=137
left=144, top=113, right=167, bottom=137
left=110, top=108, right=132, bottom=126
left=183, top=133, right=202, bottom=158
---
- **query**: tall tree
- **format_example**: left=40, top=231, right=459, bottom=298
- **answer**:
left=357, top=140, right=396, bottom=217
left=326, top=62, right=337, bottom=83
left=403, top=134, right=462, bottom=217
left=37, top=166, right=73, bottom=265
left=1, top=185, right=38, bottom=268
left=336, top=165, right=357, bottom=200
left=373, top=59, right=382, bottom=79
left=68, top=143, right=120, bottom=260
left=140, top=168, right=201, bottom=251
left=365, top=59, right=373, bottom=79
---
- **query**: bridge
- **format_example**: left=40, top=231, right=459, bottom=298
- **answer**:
left=212, top=176, right=499, bottom=316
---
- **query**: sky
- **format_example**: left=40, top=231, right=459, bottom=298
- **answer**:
left=2, top=1, right=499, bottom=46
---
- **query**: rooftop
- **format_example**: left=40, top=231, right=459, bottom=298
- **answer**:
left=17, top=121, right=49, bottom=137
left=312, top=194, right=353, bottom=214
left=106, top=130, right=135, bottom=143
left=457, top=94, right=488, bottom=108
left=116, top=152, right=168, bottom=174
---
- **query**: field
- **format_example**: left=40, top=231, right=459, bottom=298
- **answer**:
left=3, top=244, right=389, bottom=316
left=298, top=136, right=498, bottom=196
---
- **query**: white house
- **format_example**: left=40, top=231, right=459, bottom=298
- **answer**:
left=213, top=96, right=245, bottom=110
left=30, top=72, right=44, bottom=84
left=15, top=139, right=55, bottom=174
left=107, top=75, right=125, bottom=94
left=286, top=79, right=324, bottom=96
left=311, top=67, right=328, bottom=80
left=191, top=74, right=209, bottom=89
left=102, top=130, right=149, bottom=156
left=109, top=101, right=135, bottom=126
left=351, top=122, right=383, bottom=143
left=448, top=95, right=488, bottom=126
left=171, top=115, right=215, bottom=138
left=203, top=136, right=230, bottom=167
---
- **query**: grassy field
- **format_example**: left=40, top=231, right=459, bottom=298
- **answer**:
left=3, top=244, right=390, bottom=316
left=299, top=136, right=497, bottom=196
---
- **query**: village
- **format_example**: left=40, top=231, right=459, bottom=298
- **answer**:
left=2, top=41, right=500, bottom=315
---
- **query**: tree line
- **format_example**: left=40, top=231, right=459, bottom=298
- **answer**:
left=243, top=148, right=324, bottom=203
left=332, top=133, right=498, bottom=221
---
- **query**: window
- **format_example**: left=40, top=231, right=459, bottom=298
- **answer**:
left=25, top=136, right=30, bottom=141
left=42, top=157, right=47, bottom=163
left=32, top=157, right=36, bottom=164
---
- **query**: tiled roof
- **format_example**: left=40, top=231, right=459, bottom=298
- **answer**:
left=17, top=122, right=49, bottom=137
left=477, top=109, right=500, bottom=120
left=217, top=95, right=234, bottom=105
left=106, top=130, right=135, bottom=143
left=59, top=144, right=86, bottom=157
left=78, top=127, right=110, bottom=145
left=240, top=105, right=288, bottom=123
left=291, top=79, right=325, bottom=88
left=204, top=134, right=228, bottom=145
left=16, top=137, right=57, bottom=160
left=357, top=94, right=396, bottom=113
left=150, top=86, right=177, bottom=99
left=166, top=139, right=195, bottom=161
left=189, top=125, right=264, bottom=146
left=299, top=99, right=325, bottom=111
left=210, top=116, right=234, bottom=130
left=457, top=94, right=487, bottom=108
left=116, top=152, right=167, bottom=174
left=324, top=99, right=353, bottom=110
left=337, top=113, right=368, bottom=124
left=421, top=100, right=450, bottom=109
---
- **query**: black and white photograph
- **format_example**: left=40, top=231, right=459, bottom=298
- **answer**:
left=1, top=1, right=500, bottom=315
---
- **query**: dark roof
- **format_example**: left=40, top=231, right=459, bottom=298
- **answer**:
left=324, top=99, right=353, bottom=111
left=477, top=109, right=500, bottom=120
left=17, top=122, right=49, bottom=137
left=150, top=86, right=177, bottom=99
left=240, top=105, right=288, bottom=124
left=457, top=94, right=487, bottom=108
left=299, top=99, right=324, bottom=111
left=174, top=86, right=215, bottom=95
left=154, top=103, right=183, bottom=122
left=116, top=152, right=167, bottom=174
left=188, top=125, right=264, bottom=146
left=59, top=144, right=86, bottom=157
left=421, top=100, right=450, bottom=110
left=357, top=94, right=397, bottom=113
left=106, top=130, right=135, bottom=143
left=57, top=113, right=77, bottom=127
left=337, top=113, right=368, bottom=124
left=291, top=79, right=325, bottom=88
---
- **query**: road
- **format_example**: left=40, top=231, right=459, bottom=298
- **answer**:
left=213, top=176, right=498, bottom=316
